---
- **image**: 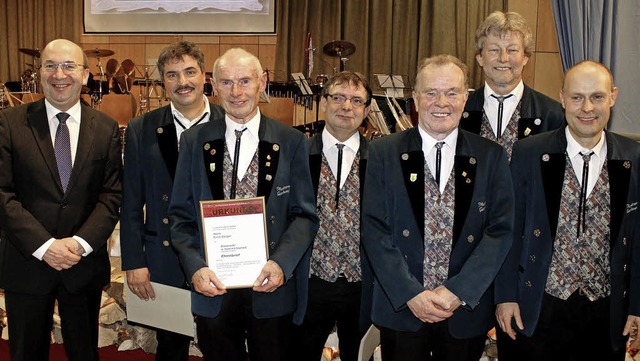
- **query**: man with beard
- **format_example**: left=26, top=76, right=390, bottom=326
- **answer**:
left=121, top=41, right=224, bottom=361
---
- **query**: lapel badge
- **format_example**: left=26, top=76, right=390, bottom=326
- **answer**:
left=157, top=127, right=164, bottom=134
left=524, top=127, right=531, bottom=137
left=401, top=153, right=409, bottom=161
left=410, top=173, right=417, bottom=182
left=466, top=178, right=472, bottom=184
left=462, top=171, right=467, bottom=177
left=273, top=144, right=280, bottom=151
left=204, top=143, right=211, bottom=151
left=265, top=174, right=273, bottom=181
left=542, top=154, right=550, bottom=162
left=463, top=111, right=469, bottom=118
left=534, top=118, right=541, bottom=126
left=210, top=149, right=216, bottom=155
left=469, top=157, right=476, bottom=165
left=267, top=154, right=272, bottom=160
left=209, top=163, right=216, bottom=172
left=624, top=160, right=631, bottom=169
left=266, top=161, right=271, bottom=167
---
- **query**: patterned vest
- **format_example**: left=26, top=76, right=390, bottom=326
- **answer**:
left=223, top=143, right=259, bottom=199
left=423, top=162, right=455, bottom=290
left=480, top=101, right=522, bottom=160
left=545, top=156, right=611, bottom=301
left=310, top=152, right=362, bottom=282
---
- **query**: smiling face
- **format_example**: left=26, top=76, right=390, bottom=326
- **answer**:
left=40, top=39, right=89, bottom=111
left=321, top=82, right=370, bottom=142
left=561, top=62, right=617, bottom=149
left=162, top=54, right=206, bottom=114
left=412, top=62, right=468, bottom=140
left=476, top=31, right=529, bottom=95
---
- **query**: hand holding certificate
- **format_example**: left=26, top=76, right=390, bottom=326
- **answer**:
left=200, top=197, right=270, bottom=289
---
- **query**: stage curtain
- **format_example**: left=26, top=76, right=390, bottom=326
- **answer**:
left=0, top=0, right=82, bottom=85
left=275, top=0, right=505, bottom=90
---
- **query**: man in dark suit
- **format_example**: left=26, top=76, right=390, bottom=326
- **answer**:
left=362, top=54, right=514, bottom=361
left=495, top=61, right=640, bottom=360
left=462, top=11, right=564, bottom=159
left=169, top=48, right=319, bottom=361
left=291, top=71, right=372, bottom=361
left=120, top=41, right=224, bottom=361
left=0, top=39, right=121, bottom=361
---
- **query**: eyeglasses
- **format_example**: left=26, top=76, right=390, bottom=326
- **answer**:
left=417, top=88, right=466, bottom=101
left=326, top=94, right=367, bottom=108
left=41, top=62, right=86, bottom=73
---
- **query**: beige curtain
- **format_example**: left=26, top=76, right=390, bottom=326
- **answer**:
left=275, top=0, right=505, bottom=90
left=0, top=0, right=82, bottom=85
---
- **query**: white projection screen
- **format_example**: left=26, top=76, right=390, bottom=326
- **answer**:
left=84, top=0, right=276, bottom=34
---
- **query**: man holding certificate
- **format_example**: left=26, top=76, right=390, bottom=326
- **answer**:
left=169, top=48, right=319, bottom=361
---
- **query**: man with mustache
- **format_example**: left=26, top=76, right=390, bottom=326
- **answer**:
left=121, top=40, right=224, bottom=361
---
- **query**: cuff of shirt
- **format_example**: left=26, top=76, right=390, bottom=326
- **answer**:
left=73, top=236, right=93, bottom=256
left=32, top=238, right=56, bottom=260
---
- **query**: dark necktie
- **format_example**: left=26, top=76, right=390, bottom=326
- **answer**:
left=435, top=142, right=444, bottom=188
left=230, top=127, right=247, bottom=199
left=54, top=112, right=72, bottom=192
left=491, top=94, right=514, bottom=139
left=335, top=143, right=345, bottom=208
left=577, top=151, right=594, bottom=238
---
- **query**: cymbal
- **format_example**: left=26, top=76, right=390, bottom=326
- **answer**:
left=19, top=48, right=40, bottom=57
left=84, top=48, right=115, bottom=58
left=322, top=41, right=356, bottom=57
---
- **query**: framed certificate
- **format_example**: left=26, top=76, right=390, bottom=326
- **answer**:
left=200, top=197, right=269, bottom=288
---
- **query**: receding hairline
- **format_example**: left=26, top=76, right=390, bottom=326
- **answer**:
left=212, top=48, right=263, bottom=80
left=42, top=39, right=89, bottom=67
left=562, top=60, right=615, bottom=91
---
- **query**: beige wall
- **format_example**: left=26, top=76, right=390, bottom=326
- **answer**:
left=508, top=0, right=564, bottom=101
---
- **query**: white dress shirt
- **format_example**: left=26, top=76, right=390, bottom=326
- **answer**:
left=321, top=129, right=360, bottom=189
left=172, top=95, right=211, bottom=143
left=483, top=81, right=524, bottom=137
left=224, top=111, right=261, bottom=181
left=565, top=127, right=607, bottom=198
left=419, top=127, right=458, bottom=194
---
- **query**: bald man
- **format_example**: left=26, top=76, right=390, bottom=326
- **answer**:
left=169, top=48, right=318, bottom=361
left=0, top=39, right=121, bottom=361
left=495, top=60, right=640, bottom=360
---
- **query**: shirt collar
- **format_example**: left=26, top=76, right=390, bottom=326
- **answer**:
left=224, top=109, right=261, bottom=139
left=321, top=129, right=360, bottom=153
left=565, top=127, right=607, bottom=160
left=171, top=95, right=210, bottom=125
left=45, top=99, right=81, bottom=124
left=483, top=80, right=524, bottom=103
left=418, top=126, right=458, bottom=154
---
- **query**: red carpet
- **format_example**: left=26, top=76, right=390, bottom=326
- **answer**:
left=0, top=339, right=202, bottom=360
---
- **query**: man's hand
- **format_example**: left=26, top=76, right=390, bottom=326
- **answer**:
left=406, top=289, right=454, bottom=323
left=433, top=285, right=463, bottom=312
left=623, top=315, right=640, bottom=350
left=496, top=302, right=525, bottom=340
left=42, top=238, right=82, bottom=270
left=192, top=267, right=226, bottom=297
left=252, top=260, right=284, bottom=293
left=126, top=267, right=156, bottom=301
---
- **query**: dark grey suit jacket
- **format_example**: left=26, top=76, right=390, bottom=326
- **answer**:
left=495, top=127, right=640, bottom=350
left=362, top=127, right=514, bottom=337
left=120, top=103, right=224, bottom=287
left=169, top=114, right=319, bottom=319
left=0, top=99, right=122, bottom=294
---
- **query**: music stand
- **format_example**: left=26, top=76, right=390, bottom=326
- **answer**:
left=374, top=74, right=410, bottom=98
left=291, top=73, right=318, bottom=135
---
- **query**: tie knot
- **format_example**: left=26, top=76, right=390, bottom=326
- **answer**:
left=336, top=143, right=345, bottom=151
left=581, top=150, right=594, bottom=162
left=56, top=112, right=70, bottom=124
left=491, top=94, right=514, bottom=103
left=435, top=142, right=444, bottom=150
left=235, top=127, right=247, bottom=138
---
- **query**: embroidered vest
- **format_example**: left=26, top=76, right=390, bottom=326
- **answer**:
left=223, top=143, right=259, bottom=199
left=480, top=101, right=522, bottom=160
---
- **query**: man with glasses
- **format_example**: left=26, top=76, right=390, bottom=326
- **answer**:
left=0, top=39, right=121, bottom=361
left=362, top=54, right=514, bottom=360
left=291, top=71, right=372, bottom=361
left=120, top=41, right=224, bottom=361
left=169, top=48, right=318, bottom=361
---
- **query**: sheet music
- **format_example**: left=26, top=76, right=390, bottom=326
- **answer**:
left=291, top=73, right=313, bottom=95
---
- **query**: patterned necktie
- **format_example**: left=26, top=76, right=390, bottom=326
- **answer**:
left=54, top=112, right=72, bottom=192
left=577, top=151, right=594, bottom=238
left=230, top=127, right=247, bottom=199
left=434, top=142, right=444, bottom=189
left=490, top=94, right=514, bottom=139
left=335, top=143, right=345, bottom=208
